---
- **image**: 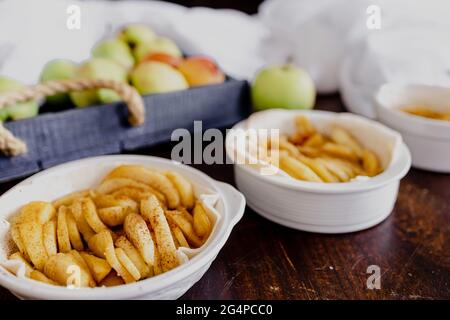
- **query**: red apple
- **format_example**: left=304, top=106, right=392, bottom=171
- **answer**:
left=178, top=56, right=225, bottom=87
left=140, top=53, right=182, bottom=68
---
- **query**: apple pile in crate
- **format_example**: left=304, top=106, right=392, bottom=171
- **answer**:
left=0, top=25, right=226, bottom=121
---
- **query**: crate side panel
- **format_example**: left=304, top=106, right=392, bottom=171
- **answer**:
left=40, top=142, right=121, bottom=169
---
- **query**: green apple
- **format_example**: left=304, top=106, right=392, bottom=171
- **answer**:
left=251, top=65, right=316, bottom=111
left=118, top=24, right=156, bottom=48
left=70, top=58, right=128, bottom=107
left=70, top=89, right=98, bottom=108
left=0, top=76, right=39, bottom=120
left=130, top=61, right=188, bottom=95
left=92, top=39, right=134, bottom=70
left=134, top=37, right=182, bottom=63
left=40, top=59, right=77, bottom=105
left=0, top=109, right=8, bottom=122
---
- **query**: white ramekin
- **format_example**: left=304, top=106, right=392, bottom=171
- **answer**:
left=375, top=83, right=450, bottom=172
left=225, top=110, right=411, bottom=234
left=0, top=155, right=245, bottom=300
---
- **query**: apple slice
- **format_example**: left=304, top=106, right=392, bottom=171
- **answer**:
left=10, top=224, right=29, bottom=261
left=70, top=200, right=95, bottom=242
left=115, top=236, right=152, bottom=278
left=18, top=201, right=55, bottom=225
left=99, top=271, right=124, bottom=287
left=19, top=221, right=48, bottom=271
left=88, top=231, right=135, bottom=284
left=8, top=252, right=34, bottom=277
left=123, top=213, right=155, bottom=266
left=141, top=196, right=179, bottom=272
left=30, top=270, right=58, bottom=286
left=66, top=212, right=84, bottom=251
left=56, top=206, right=71, bottom=253
left=80, top=252, right=112, bottom=283
left=43, top=253, right=93, bottom=288
left=81, top=198, right=108, bottom=233
left=104, top=165, right=180, bottom=209
left=42, top=219, right=57, bottom=257
left=115, top=248, right=140, bottom=281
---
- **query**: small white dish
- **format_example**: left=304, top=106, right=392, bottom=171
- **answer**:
left=375, top=83, right=450, bottom=172
left=225, top=109, right=411, bottom=234
left=0, top=155, right=245, bottom=300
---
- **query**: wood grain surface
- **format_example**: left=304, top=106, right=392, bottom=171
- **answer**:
left=0, top=93, right=448, bottom=300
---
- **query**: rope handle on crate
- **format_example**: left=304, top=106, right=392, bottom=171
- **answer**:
left=0, top=79, right=145, bottom=156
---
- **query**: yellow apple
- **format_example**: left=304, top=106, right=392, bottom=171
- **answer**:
left=92, top=39, right=134, bottom=70
left=118, top=24, right=156, bottom=48
left=134, top=37, right=182, bottom=63
left=130, top=61, right=188, bottom=95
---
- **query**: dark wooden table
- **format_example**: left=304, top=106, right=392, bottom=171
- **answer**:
left=1, top=94, right=449, bottom=300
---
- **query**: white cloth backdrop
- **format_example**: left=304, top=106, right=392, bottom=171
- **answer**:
left=1, top=0, right=450, bottom=117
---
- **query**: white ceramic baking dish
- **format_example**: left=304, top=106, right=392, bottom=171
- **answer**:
left=375, top=83, right=450, bottom=172
left=225, top=109, right=411, bottom=234
left=0, top=155, right=245, bottom=300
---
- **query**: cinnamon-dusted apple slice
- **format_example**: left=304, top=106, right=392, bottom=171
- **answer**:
left=168, top=220, right=189, bottom=249
left=81, top=197, right=108, bottom=233
left=29, top=270, right=58, bottom=286
left=115, top=236, right=152, bottom=278
left=123, top=213, right=155, bottom=266
left=115, top=248, right=140, bottom=281
left=70, top=200, right=95, bottom=242
left=8, top=252, right=33, bottom=276
left=97, top=206, right=128, bottom=227
left=10, top=225, right=29, bottom=261
left=56, top=206, right=71, bottom=253
left=99, top=271, right=124, bottom=287
left=111, top=187, right=166, bottom=206
left=93, top=194, right=138, bottom=212
left=53, top=190, right=89, bottom=209
left=80, top=252, right=112, bottom=283
left=42, top=219, right=57, bottom=256
left=166, top=210, right=203, bottom=248
left=104, top=165, right=180, bottom=208
left=66, top=212, right=84, bottom=251
left=192, top=202, right=212, bottom=238
left=88, top=231, right=135, bottom=284
left=19, top=221, right=48, bottom=270
left=16, top=201, right=55, bottom=225
left=141, top=195, right=179, bottom=272
left=43, top=253, right=93, bottom=288
left=165, top=171, right=194, bottom=209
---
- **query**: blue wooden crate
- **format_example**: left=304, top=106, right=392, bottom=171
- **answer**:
left=0, top=79, right=250, bottom=182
